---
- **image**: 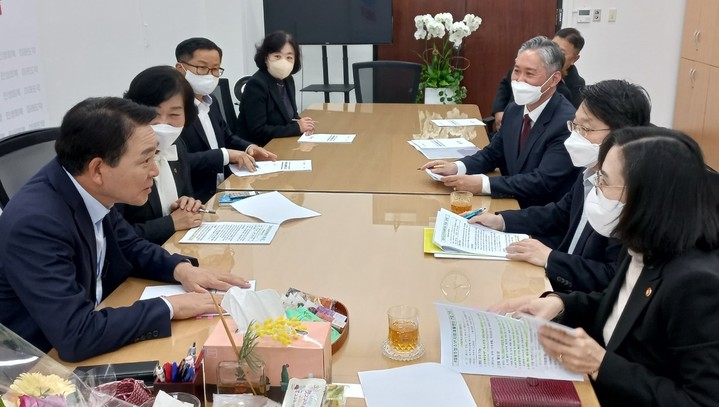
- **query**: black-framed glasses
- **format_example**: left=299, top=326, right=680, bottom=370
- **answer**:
left=180, top=61, right=225, bottom=77
left=595, top=171, right=625, bottom=195
left=567, top=120, right=611, bottom=138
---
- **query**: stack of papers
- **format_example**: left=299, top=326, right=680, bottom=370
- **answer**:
left=179, top=222, right=279, bottom=244
left=408, top=138, right=479, bottom=159
left=431, top=208, right=528, bottom=259
left=298, top=133, right=356, bottom=143
left=229, top=160, right=312, bottom=177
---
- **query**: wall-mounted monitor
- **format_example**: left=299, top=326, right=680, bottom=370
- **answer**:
left=263, top=0, right=393, bottom=45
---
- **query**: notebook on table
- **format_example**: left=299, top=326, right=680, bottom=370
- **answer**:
left=490, top=377, right=581, bottom=407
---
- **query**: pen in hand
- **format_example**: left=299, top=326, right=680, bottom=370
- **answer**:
left=198, top=209, right=216, bottom=214
left=463, top=207, right=486, bottom=219
left=292, top=118, right=319, bottom=123
left=417, top=164, right=445, bottom=170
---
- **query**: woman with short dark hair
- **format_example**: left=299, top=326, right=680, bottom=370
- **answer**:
left=120, top=65, right=205, bottom=244
left=493, top=126, right=719, bottom=405
left=237, top=31, right=314, bottom=146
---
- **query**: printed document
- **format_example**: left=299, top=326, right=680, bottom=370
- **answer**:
left=432, top=208, right=528, bottom=258
left=179, top=222, right=279, bottom=244
left=230, top=191, right=321, bottom=224
left=359, top=363, right=476, bottom=407
left=409, top=138, right=480, bottom=159
left=229, top=160, right=312, bottom=177
left=298, top=133, right=356, bottom=143
left=424, top=228, right=509, bottom=261
left=435, top=302, right=583, bottom=381
left=431, top=118, right=486, bottom=127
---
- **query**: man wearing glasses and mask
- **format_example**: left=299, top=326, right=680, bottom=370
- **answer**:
left=175, top=37, right=277, bottom=203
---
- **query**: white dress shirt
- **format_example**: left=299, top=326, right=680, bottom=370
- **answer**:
left=603, top=250, right=643, bottom=344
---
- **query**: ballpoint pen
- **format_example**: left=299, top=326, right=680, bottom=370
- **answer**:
left=198, top=209, right=216, bottom=214
left=416, top=164, right=445, bottom=170
left=292, top=118, right=319, bottom=123
left=463, top=207, right=486, bottom=219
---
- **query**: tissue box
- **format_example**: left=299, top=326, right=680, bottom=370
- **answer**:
left=203, top=319, right=332, bottom=389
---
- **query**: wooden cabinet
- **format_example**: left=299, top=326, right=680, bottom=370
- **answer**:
left=674, top=0, right=719, bottom=168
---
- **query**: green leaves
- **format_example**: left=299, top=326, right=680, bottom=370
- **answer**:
left=417, top=37, right=469, bottom=103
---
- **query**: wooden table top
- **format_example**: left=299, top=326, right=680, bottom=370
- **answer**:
left=218, top=103, right=489, bottom=195
left=53, top=191, right=598, bottom=406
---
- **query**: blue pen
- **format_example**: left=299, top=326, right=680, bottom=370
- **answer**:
left=463, top=207, right=487, bottom=219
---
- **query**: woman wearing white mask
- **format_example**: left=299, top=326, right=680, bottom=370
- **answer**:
left=119, top=66, right=205, bottom=244
left=237, top=31, right=314, bottom=147
left=491, top=127, right=719, bottom=406
left=469, top=80, right=651, bottom=293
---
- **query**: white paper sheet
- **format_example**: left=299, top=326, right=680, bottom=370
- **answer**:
left=434, top=302, right=583, bottom=381
left=298, top=133, right=356, bottom=143
left=431, top=118, right=486, bottom=127
left=230, top=191, right=321, bottom=224
left=409, top=139, right=480, bottom=159
left=358, top=363, right=476, bottom=407
left=434, top=252, right=510, bottom=261
left=139, top=283, right=256, bottom=301
left=179, top=222, right=279, bottom=244
left=229, top=160, right=312, bottom=177
left=432, top=209, right=528, bottom=257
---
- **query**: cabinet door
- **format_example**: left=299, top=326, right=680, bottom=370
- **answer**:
left=681, top=0, right=719, bottom=64
left=674, top=59, right=709, bottom=142
left=702, top=66, right=719, bottom=169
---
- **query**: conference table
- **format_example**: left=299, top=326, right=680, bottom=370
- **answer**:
left=54, top=191, right=599, bottom=406
left=218, top=103, right=490, bottom=195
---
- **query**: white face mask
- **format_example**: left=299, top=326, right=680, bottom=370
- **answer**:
left=584, top=185, right=625, bottom=238
left=183, top=69, right=219, bottom=96
left=267, top=58, right=294, bottom=80
left=151, top=124, right=182, bottom=154
left=511, top=73, right=555, bottom=106
left=564, top=130, right=601, bottom=168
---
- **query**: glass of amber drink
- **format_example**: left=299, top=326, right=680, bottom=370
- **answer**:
left=450, top=191, right=472, bottom=214
left=382, top=305, right=425, bottom=361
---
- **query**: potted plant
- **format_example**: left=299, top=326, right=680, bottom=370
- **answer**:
left=414, top=13, right=482, bottom=104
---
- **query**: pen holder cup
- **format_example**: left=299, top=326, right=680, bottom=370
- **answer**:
left=153, top=356, right=205, bottom=407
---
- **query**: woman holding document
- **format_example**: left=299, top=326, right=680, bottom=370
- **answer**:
left=492, top=127, right=719, bottom=406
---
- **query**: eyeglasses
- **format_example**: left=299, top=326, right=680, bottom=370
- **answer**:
left=180, top=61, right=225, bottom=77
left=567, top=121, right=611, bottom=138
left=595, top=171, right=625, bottom=195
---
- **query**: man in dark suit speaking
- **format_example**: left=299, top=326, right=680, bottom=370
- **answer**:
left=423, top=36, right=579, bottom=208
left=0, top=97, right=249, bottom=361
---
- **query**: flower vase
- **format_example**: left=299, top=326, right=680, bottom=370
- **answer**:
left=424, top=88, right=456, bottom=104
left=216, top=360, right=267, bottom=396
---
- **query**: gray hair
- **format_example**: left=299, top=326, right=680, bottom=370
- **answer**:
left=517, top=36, right=564, bottom=74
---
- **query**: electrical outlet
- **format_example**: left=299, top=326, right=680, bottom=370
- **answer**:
left=593, top=9, right=601, bottom=22
left=608, top=8, right=617, bottom=22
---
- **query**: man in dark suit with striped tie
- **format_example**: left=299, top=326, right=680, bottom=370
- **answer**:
left=422, top=36, right=578, bottom=208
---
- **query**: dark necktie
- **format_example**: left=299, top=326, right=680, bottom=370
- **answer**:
left=519, top=114, right=532, bottom=151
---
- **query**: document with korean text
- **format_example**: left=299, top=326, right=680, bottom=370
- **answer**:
left=435, top=302, right=583, bottom=381
left=431, top=118, right=486, bottom=127
left=409, top=138, right=479, bottom=159
left=229, top=160, right=312, bottom=177
left=298, top=133, right=356, bottom=143
left=179, top=222, right=279, bottom=244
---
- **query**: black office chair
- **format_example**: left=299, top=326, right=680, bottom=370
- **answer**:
left=352, top=61, right=421, bottom=103
left=234, top=76, right=253, bottom=102
left=211, top=78, right=239, bottom=133
left=0, top=127, right=60, bottom=208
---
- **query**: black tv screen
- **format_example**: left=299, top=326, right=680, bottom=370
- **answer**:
left=263, top=0, right=393, bottom=45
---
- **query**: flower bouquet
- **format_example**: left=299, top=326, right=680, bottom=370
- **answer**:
left=0, top=324, right=135, bottom=407
left=414, top=13, right=482, bottom=104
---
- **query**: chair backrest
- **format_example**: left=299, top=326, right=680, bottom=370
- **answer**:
left=0, top=127, right=60, bottom=208
left=234, top=76, right=253, bottom=102
left=352, top=61, right=422, bottom=103
left=211, top=78, right=239, bottom=133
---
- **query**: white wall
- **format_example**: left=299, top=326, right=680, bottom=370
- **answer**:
left=562, top=0, right=686, bottom=127
left=0, top=0, right=687, bottom=132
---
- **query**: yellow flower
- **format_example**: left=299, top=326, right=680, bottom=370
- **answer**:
left=10, top=373, right=76, bottom=398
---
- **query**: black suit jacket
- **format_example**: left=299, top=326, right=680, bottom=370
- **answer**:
left=0, top=158, right=190, bottom=361
left=491, top=66, right=583, bottom=114
left=558, top=249, right=719, bottom=406
left=117, top=138, right=193, bottom=245
left=501, top=172, right=621, bottom=292
left=180, top=96, right=252, bottom=203
left=237, top=70, right=302, bottom=147
left=459, top=92, right=580, bottom=208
